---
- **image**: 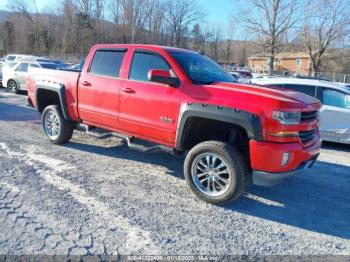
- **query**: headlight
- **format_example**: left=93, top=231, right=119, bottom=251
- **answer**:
left=272, top=111, right=301, bottom=125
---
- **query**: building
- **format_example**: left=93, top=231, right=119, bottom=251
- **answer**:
left=248, top=52, right=311, bottom=75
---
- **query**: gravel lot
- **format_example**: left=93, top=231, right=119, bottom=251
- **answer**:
left=0, top=89, right=350, bottom=256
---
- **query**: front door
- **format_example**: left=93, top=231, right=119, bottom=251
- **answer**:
left=14, top=62, right=29, bottom=90
left=78, top=49, right=127, bottom=129
left=119, top=51, right=182, bottom=146
left=319, top=88, right=350, bottom=144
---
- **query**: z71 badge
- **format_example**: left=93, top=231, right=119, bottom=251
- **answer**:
left=160, top=116, right=173, bottom=123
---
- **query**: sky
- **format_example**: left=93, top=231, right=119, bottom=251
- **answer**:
left=0, top=0, right=235, bottom=25
left=201, top=0, right=233, bottom=25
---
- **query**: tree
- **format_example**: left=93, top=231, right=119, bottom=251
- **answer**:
left=206, top=24, right=222, bottom=61
left=302, top=0, right=350, bottom=75
left=2, top=21, right=14, bottom=53
left=192, top=23, right=205, bottom=51
left=165, top=0, right=204, bottom=47
left=234, top=0, right=299, bottom=72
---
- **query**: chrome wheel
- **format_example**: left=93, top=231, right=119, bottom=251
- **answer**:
left=44, top=111, right=60, bottom=139
left=191, top=153, right=231, bottom=197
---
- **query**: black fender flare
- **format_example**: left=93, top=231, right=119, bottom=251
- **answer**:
left=35, top=80, right=71, bottom=120
left=175, top=103, right=263, bottom=150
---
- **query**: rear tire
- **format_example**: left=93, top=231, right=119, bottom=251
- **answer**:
left=7, top=80, right=18, bottom=94
left=184, top=141, right=249, bottom=205
left=42, top=105, right=73, bottom=144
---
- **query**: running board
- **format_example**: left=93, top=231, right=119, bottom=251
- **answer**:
left=78, top=124, right=119, bottom=139
left=125, top=137, right=174, bottom=154
left=78, top=124, right=174, bottom=154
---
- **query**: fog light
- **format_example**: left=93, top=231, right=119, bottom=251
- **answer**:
left=281, top=152, right=290, bottom=166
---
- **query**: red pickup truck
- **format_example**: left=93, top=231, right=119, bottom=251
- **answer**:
left=27, top=44, right=321, bottom=204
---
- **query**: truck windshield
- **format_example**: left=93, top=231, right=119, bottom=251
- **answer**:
left=169, top=51, right=235, bottom=85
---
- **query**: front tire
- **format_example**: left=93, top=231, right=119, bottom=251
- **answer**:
left=42, top=105, right=73, bottom=144
left=7, top=80, right=18, bottom=94
left=184, top=141, right=249, bottom=205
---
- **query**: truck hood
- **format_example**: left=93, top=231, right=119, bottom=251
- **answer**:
left=212, top=82, right=319, bottom=106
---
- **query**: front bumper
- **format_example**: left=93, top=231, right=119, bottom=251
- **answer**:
left=252, top=154, right=319, bottom=186
left=249, top=137, right=321, bottom=186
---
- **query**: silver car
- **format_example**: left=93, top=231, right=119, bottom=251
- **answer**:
left=3, top=61, right=58, bottom=93
left=251, top=77, right=350, bottom=145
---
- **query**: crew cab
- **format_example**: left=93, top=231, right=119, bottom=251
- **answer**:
left=27, top=44, right=322, bottom=205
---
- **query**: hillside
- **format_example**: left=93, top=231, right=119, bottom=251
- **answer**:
left=0, top=10, right=10, bottom=23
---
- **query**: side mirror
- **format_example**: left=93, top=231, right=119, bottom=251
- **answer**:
left=148, top=69, right=180, bottom=87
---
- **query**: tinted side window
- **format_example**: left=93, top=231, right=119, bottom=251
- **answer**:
left=16, top=63, right=29, bottom=72
left=284, top=84, right=316, bottom=97
left=30, top=64, right=40, bottom=68
left=129, top=52, right=170, bottom=82
left=89, top=50, right=125, bottom=77
left=323, top=89, right=350, bottom=109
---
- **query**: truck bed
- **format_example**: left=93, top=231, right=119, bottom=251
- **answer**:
left=28, top=68, right=81, bottom=121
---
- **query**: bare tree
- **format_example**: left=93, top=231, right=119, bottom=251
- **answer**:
left=146, top=0, right=167, bottom=44
left=234, top=0, right=299, bottom=71
left=206, top=24, right=223, bottom=61
left=302, top=0, right=350, bottom=75
left=165, top=0, right=204, bottom=47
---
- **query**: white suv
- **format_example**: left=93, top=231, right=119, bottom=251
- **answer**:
left=251, top=77, right=350, bottom=145
left=5, top=54, right=36, bottom=62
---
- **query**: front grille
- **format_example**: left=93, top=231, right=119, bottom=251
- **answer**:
left=299, top=129, right=316, bottom=144
left=301, top=110, right=318, bottom=122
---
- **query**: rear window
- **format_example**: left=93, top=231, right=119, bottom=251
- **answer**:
left=284, top=84, right=316, bottom=97
left=6, top=56, right=16, bottom=61
left=89, top=50, right=125, bottom=77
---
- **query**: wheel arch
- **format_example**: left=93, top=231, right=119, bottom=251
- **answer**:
left=35, top=82, right=71, bottom=120
left=175, top=103, right=263, bottom=151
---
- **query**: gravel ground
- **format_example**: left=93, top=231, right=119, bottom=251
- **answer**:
left=0, top=89, right=349, bottom=256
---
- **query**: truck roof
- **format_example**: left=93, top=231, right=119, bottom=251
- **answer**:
left=91, top=44, right=198, bottom=54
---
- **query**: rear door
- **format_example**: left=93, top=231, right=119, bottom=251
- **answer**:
left=78, top=48, right=127, bottom=129
left=119, top=50, right=182, bottom=145
left=318, top=88, right=350, bottom=144
left=14, top=62, right=29, bottom=89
